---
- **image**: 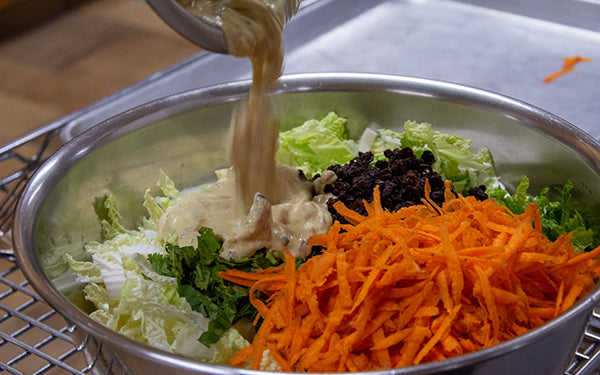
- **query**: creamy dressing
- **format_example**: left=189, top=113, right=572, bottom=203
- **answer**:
left=158, top=165, right=332, bottom=259
left=167, top=0, right=322, bottom=259
left=177, top=0, right=301, bottom=209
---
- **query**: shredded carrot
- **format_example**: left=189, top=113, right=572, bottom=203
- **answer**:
left=219, top=183, right=600, bottom=372
left=543, top=56, right=592, bottom=83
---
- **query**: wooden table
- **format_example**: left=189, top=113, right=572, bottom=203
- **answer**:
left=0, top=0, right=200, bottom=147
left=0, top=1, right=201, bottom=373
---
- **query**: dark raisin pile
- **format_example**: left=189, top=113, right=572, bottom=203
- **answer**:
left=467, top=185, right=489, bottom=201
left=318, top=148, right=486, bottom=223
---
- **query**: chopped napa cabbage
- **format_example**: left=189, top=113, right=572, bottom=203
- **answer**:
left=93, top=194, right=130, bottom=240
left=68, top=244, right=220, bottom=359
left=362, top=121, right=499, bottom=195
left=260, top=350, right=283, bottom=371
left=278, top=113, right=499, bottom=194
left=358, top=127, right=402, bottom=155
left=276, top=112, right=358, bottom=178
left=64, top=173, right=249, bottom=362
left=212, top=328, right=251, bottom=364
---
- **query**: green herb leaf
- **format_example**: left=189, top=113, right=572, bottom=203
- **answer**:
left=148, top=227, right=286, bottom=346
left=490, top=178, right=598, bottom=250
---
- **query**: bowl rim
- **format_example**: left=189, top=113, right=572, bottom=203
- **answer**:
left=13, top=72, right=600, bottom=374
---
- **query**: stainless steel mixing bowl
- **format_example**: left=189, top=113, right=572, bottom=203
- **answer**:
left=13, top=73, right=600, bottom=375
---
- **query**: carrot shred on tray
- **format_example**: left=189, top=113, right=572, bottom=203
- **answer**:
left=543, top=56, right=592, bottom=83
left=219, top=183, right=600, bottom=372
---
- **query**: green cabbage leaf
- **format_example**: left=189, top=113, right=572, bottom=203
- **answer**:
left=276, top=112, right=358, bottom=178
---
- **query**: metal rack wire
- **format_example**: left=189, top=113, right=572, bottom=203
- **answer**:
left=2, top=124, right=600, bottom=374
left=0, top=258, right=88, bottom=375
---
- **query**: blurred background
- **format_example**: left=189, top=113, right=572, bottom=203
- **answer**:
left=0, top=0, right=200, bottom=146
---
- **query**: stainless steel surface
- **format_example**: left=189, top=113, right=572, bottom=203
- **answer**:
left=60, top=0, right=600, bottom=142
left=273, top=0, right=600, bottom=140
left=454, top=0, right=600, bottom=33
left=145, top=0, right=228, bottom=54
left=57, top=0, right=380, bottom=143
left=12, top=73, right=600, bottom=375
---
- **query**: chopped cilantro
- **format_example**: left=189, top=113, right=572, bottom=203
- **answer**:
left=488, top=178, right=599, bottom=250
left=148, top=227, right=283, bottom=346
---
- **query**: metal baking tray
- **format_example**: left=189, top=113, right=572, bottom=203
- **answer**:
left=2, top=0, right=600, bottom=373
left=59, top=0, right=600, bottom=141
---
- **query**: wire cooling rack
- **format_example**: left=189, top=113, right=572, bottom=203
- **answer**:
left=2, top=124, right=600, bottom=374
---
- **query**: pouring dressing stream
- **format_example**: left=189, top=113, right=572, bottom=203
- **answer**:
left=149, top=0, right=301, bottom=209
left=146, top=0, right=334, bottom=261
